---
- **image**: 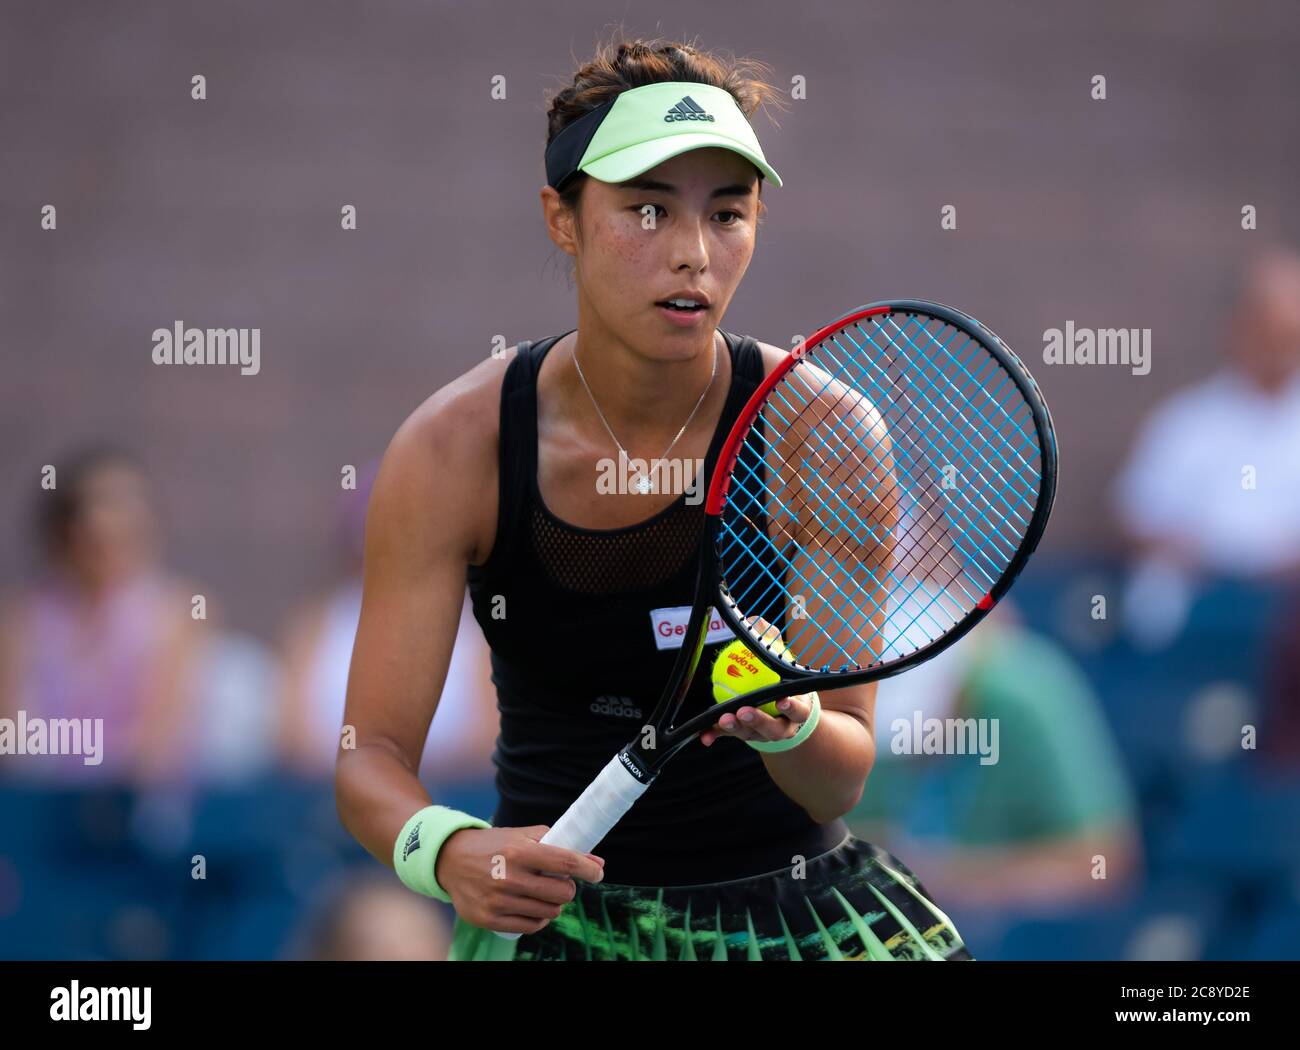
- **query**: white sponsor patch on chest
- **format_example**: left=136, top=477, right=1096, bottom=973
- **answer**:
left=649, top=605, right=735, bottom=651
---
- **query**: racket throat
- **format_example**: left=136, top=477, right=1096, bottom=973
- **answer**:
left=616, top=748, right=655, bottom=784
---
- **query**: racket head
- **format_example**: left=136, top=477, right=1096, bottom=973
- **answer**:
left=702, top=298, right=1057, bottom=696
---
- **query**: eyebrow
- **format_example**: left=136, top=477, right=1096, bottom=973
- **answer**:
left=620, top=178, right=756, bottom=198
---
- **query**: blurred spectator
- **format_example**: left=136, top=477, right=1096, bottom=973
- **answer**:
left=286, top=869, right=451, bottom=960
left=1110, top=246, right=1300, bottom=646
left=275, top=459, right=498, bottom=792
left=1112, top=246, right=1300, bottom=578
left=847, top=601, right=1141, bottom=912
left=0, top=446, right=209, bottom=786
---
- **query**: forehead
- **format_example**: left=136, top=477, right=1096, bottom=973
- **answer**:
left=612, top=147, right=759, bottom=193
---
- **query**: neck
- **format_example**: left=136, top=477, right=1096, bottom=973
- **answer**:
left=1235, top=363, right=1296, bottom=398
left=560, top=308, right=724, bottom=439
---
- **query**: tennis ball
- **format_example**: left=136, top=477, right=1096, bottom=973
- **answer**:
left=711, top=639, right=786, bottom=718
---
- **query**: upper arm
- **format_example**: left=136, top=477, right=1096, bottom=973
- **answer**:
left=342, top=365, right=504, bottom=772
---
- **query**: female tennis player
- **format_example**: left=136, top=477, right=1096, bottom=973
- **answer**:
left=336, top=36, right=973, bottom=961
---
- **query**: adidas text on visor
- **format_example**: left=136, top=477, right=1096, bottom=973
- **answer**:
left=545, top=81, right=783, bottom=192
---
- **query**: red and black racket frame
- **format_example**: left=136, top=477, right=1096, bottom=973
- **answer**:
left=614, top=300, right=1058, bottom=786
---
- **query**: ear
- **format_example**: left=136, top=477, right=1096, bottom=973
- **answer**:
left=540, top=185, right=579, bottom=257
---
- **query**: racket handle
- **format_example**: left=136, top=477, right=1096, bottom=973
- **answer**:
left=495, top=754, right=649, bottom=941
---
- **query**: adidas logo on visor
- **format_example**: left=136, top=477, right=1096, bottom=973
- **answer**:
left=663, top=95, right=715, bottom=123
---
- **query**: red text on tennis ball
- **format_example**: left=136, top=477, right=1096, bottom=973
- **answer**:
left=711, top=641, right=783, bottom=718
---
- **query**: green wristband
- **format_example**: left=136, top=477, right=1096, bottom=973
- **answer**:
left=393, top=804, right=491, bottom=903
left=746, top=692, right=822, bottom=753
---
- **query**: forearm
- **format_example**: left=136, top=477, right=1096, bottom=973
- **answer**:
left=760, top=698, right=875, bottom=824
left=335, top=740, right=436, bottom=867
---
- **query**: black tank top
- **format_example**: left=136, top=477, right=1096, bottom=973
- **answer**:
left=466, top=330, right=849, bottom=885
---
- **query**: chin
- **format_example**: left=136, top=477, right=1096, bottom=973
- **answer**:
left=638, top=335, right=715, bottom=364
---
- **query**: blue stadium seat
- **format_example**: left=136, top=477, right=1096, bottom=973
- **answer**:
left=1239, top=884, right=1300, bottom=960
left=995, top=876, right=1229, bottom=960
left=1147, top=768, right=1300, bottom=879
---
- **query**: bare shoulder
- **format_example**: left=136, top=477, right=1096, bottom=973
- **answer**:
left=372, top=347, right=522, bottom=565
left=754, top=338, right=792, bottom=376
left=754, top=335, right=886, bottom=430
left=400, top=347, right=518, bottom=452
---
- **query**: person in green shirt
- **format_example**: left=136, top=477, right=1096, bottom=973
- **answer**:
left=847, top=601, right=1141, bottom=912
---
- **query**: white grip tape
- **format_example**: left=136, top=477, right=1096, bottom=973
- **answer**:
left=496, top=755, right=649, bottom=941
left=541, top=755, right=649, bottom=854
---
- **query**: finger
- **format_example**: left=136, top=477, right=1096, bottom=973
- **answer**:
left=735, top=705, right=780, bottom=731
left=486, top=895, right=569, bottom=933
left=774, top=696, right=811, bottom=723
left=705, top=714, right=743, bottom=744
left=516, top=826, right=605, bottom=866
left=506, top=870, right=583, bottom=906
left=735, top=706, right=799, bottom=742
left=503, top=891, right=571, bottom=920
left=489, top=915, right=550, bottom=936
left=749, top=618, right=783, bottom=648
left=515, top=841, right=605, bottom=883
left=516, top=826, right=605, bottom=863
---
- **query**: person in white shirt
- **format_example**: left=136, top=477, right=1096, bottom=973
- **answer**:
left=1113, top=246, right=1300, bottom=579
left=1111, top=247, right=1300, bottom=647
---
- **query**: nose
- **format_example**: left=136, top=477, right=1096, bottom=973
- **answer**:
left=668, top=213, right=709, bottom=274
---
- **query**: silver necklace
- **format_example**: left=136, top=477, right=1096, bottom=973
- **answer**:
left=572, top=334, right=719, bottom=495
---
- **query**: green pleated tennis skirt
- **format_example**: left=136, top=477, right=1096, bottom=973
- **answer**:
left=447, top=833, right=974, bottom=961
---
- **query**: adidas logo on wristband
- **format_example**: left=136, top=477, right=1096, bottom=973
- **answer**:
left=401, top=822, right=422, bottom=861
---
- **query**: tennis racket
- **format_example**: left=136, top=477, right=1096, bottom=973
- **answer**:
left=498, top=298, right=1057, bottom=939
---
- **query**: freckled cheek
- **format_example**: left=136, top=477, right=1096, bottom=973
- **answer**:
left=589, top=222, right=656, bottom=301
left=596, top=222, right=651, bottom=268
left=712, top=239, right=752, bottom=285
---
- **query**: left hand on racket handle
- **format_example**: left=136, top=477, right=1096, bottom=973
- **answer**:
left=496, top=752, right=650, bottom=940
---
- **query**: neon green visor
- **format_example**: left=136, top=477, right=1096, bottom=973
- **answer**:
left=544, top=81, right=783, bottom=191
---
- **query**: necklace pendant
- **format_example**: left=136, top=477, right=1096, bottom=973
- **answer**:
left=633, top=473, right=652, bottom=495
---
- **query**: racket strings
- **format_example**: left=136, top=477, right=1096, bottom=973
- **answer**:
left=727, top=443, right=978, bottom=639
left=760, top=323, right=1035, bottom=580
left=772, top=313, right=1040, bottom=665
left=807, top=318, right=1038, bottom=568
left=722, top=447, right=977, bottom=670
left=868, top=313, right=1041, bottom=520
left=717, top=310, right=1044, bottom=673
left=804, top=317, right=1039, bottom=550
left=727, top=342, right=1012, bottom=650
left=759, top=315, right=1034, bottom=660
